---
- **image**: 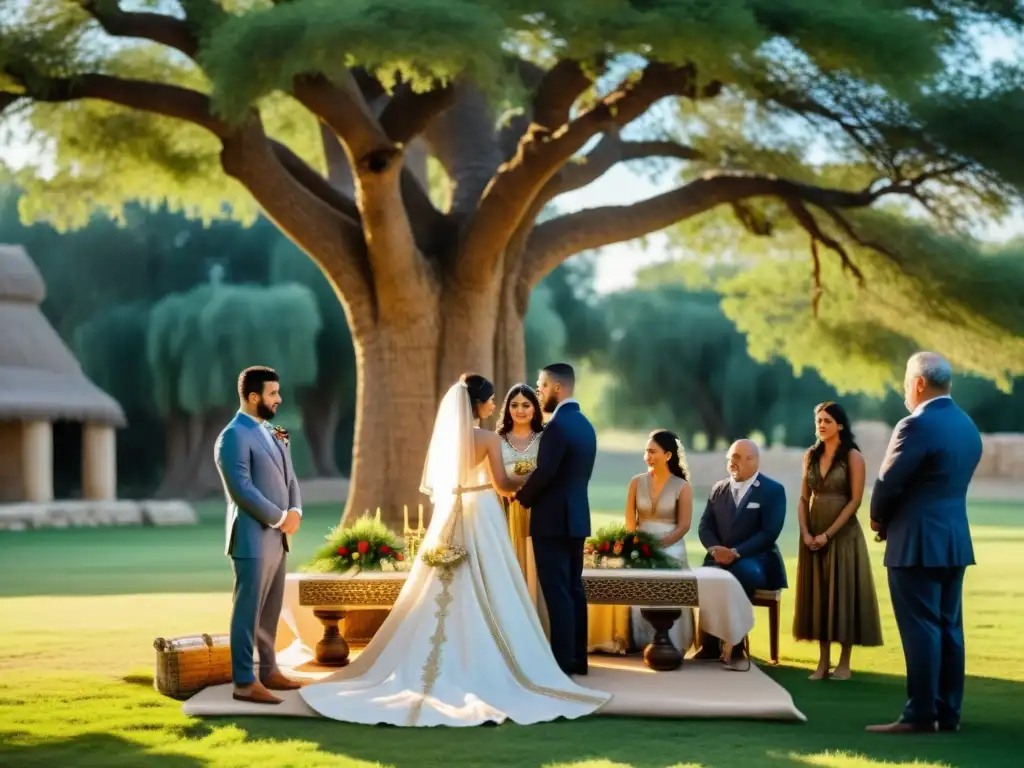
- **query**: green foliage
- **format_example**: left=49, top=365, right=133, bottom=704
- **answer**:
left=585, top=523, right=681, bottom=569
left=524, top=281, right=568, bottom=377
left=596, top=285, right=840, bottom=445
left=718, top=212, right=1024, bottom=396
left=270, top=237, right=355, bottom=392
left=73, top=303, right=154, bottom=415
left=147, top=282, right=322, bottom=415
left=303, top=514, right=406, bottom=574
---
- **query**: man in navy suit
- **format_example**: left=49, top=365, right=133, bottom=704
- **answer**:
left=696, top=439, right=787, bottom=665
left=867, top=352, right=982, bottom=734
left=516, top=363, right=596, bottom=677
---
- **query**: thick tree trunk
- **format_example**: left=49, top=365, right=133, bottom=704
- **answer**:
left=341, top=320, right=441, bottom=529
left=493, top=277, right=529, bottom=396
left=300, top=385, right=342, bottom=477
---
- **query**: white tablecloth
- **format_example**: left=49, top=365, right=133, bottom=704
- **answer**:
left=277, top=566, right=754, bottom=651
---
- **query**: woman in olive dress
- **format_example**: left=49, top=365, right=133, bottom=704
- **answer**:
left=794, top=401, right=883, bottom=680
left=497, top=383, right=548, bottom=634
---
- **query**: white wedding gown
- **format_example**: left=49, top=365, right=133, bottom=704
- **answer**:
left=300, top=383, right=611, bottom=727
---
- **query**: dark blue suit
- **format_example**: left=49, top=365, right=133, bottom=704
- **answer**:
left=698, top=474, right=788, bottom=597
left=516, top=401, right=596, bottom=674
left=870, top=396, right=981, bottom=728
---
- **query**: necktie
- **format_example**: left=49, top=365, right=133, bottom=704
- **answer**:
left=733, top=485, right=741, bottom=505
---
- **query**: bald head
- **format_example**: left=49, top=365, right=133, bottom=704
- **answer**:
left=904, top=351, right=953, bottom=413
left=726, top=439, right=760, bottom=482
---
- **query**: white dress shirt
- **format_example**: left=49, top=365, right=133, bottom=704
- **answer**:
left=549, top=397, right=579, bottom=420
left=236, top=411, right=301, bottom=529
left=729, top=471, right=759, bottom=507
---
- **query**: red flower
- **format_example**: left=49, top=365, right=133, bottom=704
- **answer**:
left=336, top=546, right=349, bottom=557
left=640, top=544, right=652, bottom=557
left=357, top=540, right=370, bottom=554
left=395, top=553, right=404, bottom=561
left=380, top=545, right=392, bottom=555
left=599, top=541, right=611, bottom=553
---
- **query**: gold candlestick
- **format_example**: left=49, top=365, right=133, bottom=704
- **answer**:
left=417, top=503, right=424, bottom=532
left=374, top=506, right=381, bottom=522
left=403, top=504, right=409, bottom=532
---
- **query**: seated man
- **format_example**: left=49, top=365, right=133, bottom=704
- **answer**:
left=696, top=439, right=787, bottom=665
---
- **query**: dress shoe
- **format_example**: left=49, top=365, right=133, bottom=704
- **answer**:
left=572, top=665, right=589, bottom=676
left=938, top=722, right=960, bottom=733
left=261, top=671, right=304, bottom=691
left=232, top=683, right=282, bottom=705
left=865, top=720, right=937, bottom=734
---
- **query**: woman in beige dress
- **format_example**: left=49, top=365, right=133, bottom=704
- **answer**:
left=497, top=383, right=548, bottom=633
left=794, top=401, right=883, bottom=680
left=626, top=429, right=695, bottom=653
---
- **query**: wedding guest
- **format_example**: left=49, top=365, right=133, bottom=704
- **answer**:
left=588, top=429, right=694, bottom=655
left=628, top=429, right=695, bottom=653
left=793, top=402, right=882, bottom=681
left=866, top=352, right=981, bottom=734
left=497, top=383, right=548, bottom=633
left=696, top=439, right=787, bottom=665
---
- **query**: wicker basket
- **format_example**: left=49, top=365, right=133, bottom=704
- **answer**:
left=153, top=633, right=232, bottom=699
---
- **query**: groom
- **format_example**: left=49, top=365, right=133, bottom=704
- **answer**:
left=214, top=366, right=304, bottom=705
left=516, top=363, right=596, bottom=677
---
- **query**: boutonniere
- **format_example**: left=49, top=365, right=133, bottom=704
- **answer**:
left=753, top=479, right=760, bottom=488
left=270, top=425, right=290, bottom=447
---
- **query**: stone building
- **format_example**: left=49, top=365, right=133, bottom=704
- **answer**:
left=0, top=244, right=125, bottom=503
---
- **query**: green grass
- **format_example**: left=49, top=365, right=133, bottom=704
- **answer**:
left=1, top=484, right=1023, bottom=767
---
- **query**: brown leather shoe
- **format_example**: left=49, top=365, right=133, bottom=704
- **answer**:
left=261, top=671, right=304, bottom=691
left=232, top=683, right=282, bottom=705
left=866, top=720, right=937, bottom=734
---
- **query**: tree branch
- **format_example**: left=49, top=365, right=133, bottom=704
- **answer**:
left=379, top=81, right=456, bottom=145
left=77, top=1, right=199, bottom=58
left=523, top=172, right=908, bottom=286
left=461, top=62, right=718, bottom=287
left=3, top=68, right=230, bottom=137
left=540, top=134, right=704, bottom=204
left=220, top=121, right=375, bottom=328
left=531, top=59, right=594, bottom=131
left=269, top=140, right=361, bottom=226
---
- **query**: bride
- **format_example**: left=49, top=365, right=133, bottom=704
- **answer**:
left=300, top=374, right=611, bottom=727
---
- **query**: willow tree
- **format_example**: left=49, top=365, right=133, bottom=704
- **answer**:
left=148, top=282, right=321, bottom=496
left=3, top=2, right=1024, bottom=523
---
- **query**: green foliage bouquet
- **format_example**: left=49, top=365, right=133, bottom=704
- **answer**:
left=303, top=516, right=406, bottom=574
left=584, top=524, right=681, bottom=570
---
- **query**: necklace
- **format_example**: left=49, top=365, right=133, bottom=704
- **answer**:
left=648, top=470, right=669, bottom=511
left=504, top=431, right=540, bottom=454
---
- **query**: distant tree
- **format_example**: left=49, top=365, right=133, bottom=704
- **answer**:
left=148, top=282, right=321, bottom=497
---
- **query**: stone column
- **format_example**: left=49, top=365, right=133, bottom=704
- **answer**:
left=82, top=423, right=117, bottom=501
left=22, top=419, right=53, bottom=502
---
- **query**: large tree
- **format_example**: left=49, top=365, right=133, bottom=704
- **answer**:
left=3, top=2, right=1024, bottom=525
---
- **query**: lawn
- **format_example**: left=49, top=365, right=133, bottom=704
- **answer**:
left=1, top=482, right=1022, bottom=767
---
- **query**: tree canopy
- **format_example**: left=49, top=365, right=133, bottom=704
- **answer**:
left=5, top=0, right=1024, bottom=522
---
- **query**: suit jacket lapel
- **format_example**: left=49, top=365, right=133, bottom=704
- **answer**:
left=248, top=420, right=287, bottom=480
left=734, top=477, right=760, bottom=518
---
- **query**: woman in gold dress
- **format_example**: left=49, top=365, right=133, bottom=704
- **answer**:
left=794, top=401, right=883, bottom=680
left=497, top=383, right=548, bottom=633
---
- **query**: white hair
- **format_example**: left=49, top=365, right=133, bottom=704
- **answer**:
left=906, top=351, right=953, bottom=391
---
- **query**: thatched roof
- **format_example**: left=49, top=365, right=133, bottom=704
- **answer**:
left=0, top=244, right=126, bottom=426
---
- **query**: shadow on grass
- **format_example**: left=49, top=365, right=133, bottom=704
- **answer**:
left=0, top=731, right=208, bottom=768
left=194, top=666, right=1022, bottom=768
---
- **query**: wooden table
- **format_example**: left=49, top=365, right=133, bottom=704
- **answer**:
left=296, top=569, right=700, bottom=671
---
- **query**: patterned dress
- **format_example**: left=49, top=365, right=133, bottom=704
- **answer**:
left=793, top=458, right=884, bottom=646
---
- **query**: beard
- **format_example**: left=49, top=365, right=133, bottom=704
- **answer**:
left=542, top=394, right=558, bottom=414
left=256, top=401, right=277, bottom=420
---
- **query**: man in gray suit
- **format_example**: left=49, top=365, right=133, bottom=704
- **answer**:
left=867, top=352, right=982, bottom=734
left=215, top=366, right=304, bottom=705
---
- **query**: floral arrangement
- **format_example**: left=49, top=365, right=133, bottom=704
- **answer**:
left=303, top=515, right=407, bottom=574
left=269, top=424, right=290, bottom=447
left=584, top=524, right=681, bottom=570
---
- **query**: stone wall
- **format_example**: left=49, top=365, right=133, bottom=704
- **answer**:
left=0, top=500, right=198, bottom=531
